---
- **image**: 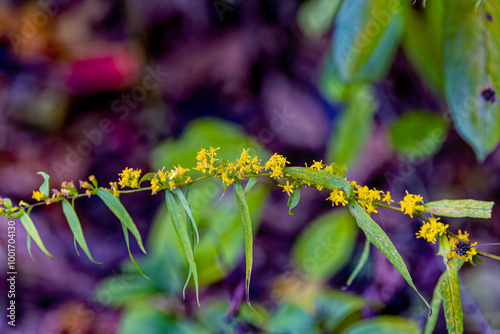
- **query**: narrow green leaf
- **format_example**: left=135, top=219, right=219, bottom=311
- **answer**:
left=284, top=167, right=352, bottom=195
left=121, top=224, right=150, bottom=279
left=424, top=199, right=494, bottom=218
left=3, top=198, right=12, bottom=208
left=244, top=178, right=258, bottom=195
left=165, top=190, right=200, bottom=306
left=333, top=0, right=405, bottom=81
left=233, top=180, right=254, bottom=308
left=96, top=189, right=146, bottom=254
left=73, top=237, right=80, bottom=256
left=439, top=235, right=464, bottom=334
left=287, top=186, right=301, bottom=215
left=348, top=200, right=430, bottom=310
left=444, top=0, right=500, bottom=161
left=424, top=272, right=444, bottom=334
left=26, top=234, right=40, bottom=262
left=20, top=212, right=54, bottom=259
left=344, top=237, right=370, bottom=289
left=61, top=198, right=100, bottom=263
left=139, top=172, right=156, bottom=187
left=37, top=172, right=50, bottom=198
left=173, top=187, right=199, bottom=244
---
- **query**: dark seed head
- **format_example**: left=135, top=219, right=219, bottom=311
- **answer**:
left=455, top=240, right=471, bottom=256
left=481, top=87, right=496, bottom=103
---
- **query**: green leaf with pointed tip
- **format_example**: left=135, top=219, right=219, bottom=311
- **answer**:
left=165, top=190, right=200, bottom=306
left=61, top=199, right=100, bottom=263
left=444, top=0, right=500, bottom=162
left=173, top=187, right=199, bottom=244
left=26, top=234, right=39, bottom=262
left=37, top=172, right=50, bottom=198
left=345, top=238, right=370, bottom=289
left=20, top=212, right=54, bottom=259
left=424, top=272, right=444, bottom=334
left=287, top=186, right=301, bottom=215
left=438, top=235, right=464, bottom=334
left=284, top=167, right=352, bottom=195
left=424, top=199, right=494, bottom=218
left=348, top=200, right=430, bottom=310
left=233, top=180, right=254, bottom=308
left=121, top=224, right=149, bottom=280
left=96, top=189, right=146, bottom=254
left=244, top=178, right=258, bottom=195
left=333, top=0, right=405, bottom=82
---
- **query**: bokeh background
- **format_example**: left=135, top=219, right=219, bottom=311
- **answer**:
left=0, top=0, right=500, bottom=333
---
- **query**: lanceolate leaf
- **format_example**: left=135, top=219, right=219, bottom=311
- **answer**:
left=233, top=180, right=254, bottom=308
left=439, top=235, right=464, bottom=334
left=121, top=224, right=150, bottom=280
left=173, top=187, right=200, bottom=244
left=20, top=212, right=54, bottom=259
left=61, top=199, right=100, bottom=263
left=37, top=171, right=50, bottom=198
left=284, top=167, right=352, bottom=195
left=96, top=189, right=146, bottom=254
left=424, top=272, right=445, bottom=334
left=165, top=190, right=200, bottom=306
left=348, top=200, right=430, bottom=310
left=333, top=0, right=405, bottom=82
left=244, top=178, right=258, bottom=195
left=444, top=0, right=500, bottom=161
left=424, top=199, right=494, bottom=219
left=344, top=237, right=370, bottom=289
left=287, top=186, right=301, bottom=215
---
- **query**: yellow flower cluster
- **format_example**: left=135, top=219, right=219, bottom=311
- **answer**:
left=279, top=180, right=294, bottom=196
left=327, top=188, right=348, bottom=206
left=109, top=182, right=120, bottom=197
left=351, top=181, right=392, bottom=214
left=150, top=165, right=192, bottom=195
left=399, top=191, right=425, bottom=218
left=447, top=230, right=478, bottom=262
left=118, top=168, right=142, bottom=189
left=265, top=153, right=289, bottom=179
left=195, top=147, right=219, bottom=174
left=32, top=190, right=45, bottom=202
left=415, top=216, right=449, bottom=244
left=214, top=149, right=263, bottom=187
left=79, top=175, right=97, bottom=197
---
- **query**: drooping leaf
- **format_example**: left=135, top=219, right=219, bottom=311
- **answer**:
left=389, top=110, right=449, bottom=159
left=287, top=186, right=301, bottom=215
left=121, top=224, right=149, bottom=280
left=438, top=235, right=464, bottom=334
left=424, top=272, right=445, bottom=334
left=342, top=315, right=420, bottom=334
left=327, top=84, right=376, bottom=166
left=19, top=212, right=54, bottom=259
left=233, top=180, right=254, bottom=308
left=165, top=190, right=200, bottom=306
left=37, top=171, right=50, bottom=198
left=96, top=189, right=146, bottom=254
left=61, top=198, right=100, bottom=263
left=424, top=199, right=494, bottom=218
left=293, top=209, right=357, bottom=279
left=333, top=0, right=406, bottom=82
left=173, top=187, right=199, bottom=244
left=344, top=237, right=371, bottom=289
left=26, top=234, right=40, bottom=262
left=443, top=0, right=500, bottom=161
left=348, top=200, right=430, bottom=310
left=284, top=167, right=352, bottom=195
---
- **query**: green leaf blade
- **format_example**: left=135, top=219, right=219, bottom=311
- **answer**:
left=287, top=186, right=301, bottom=215
left=61, top=199, right=100, bottom=263
left=37, top=172, right=50, bottom=198
left=165, top=190, right=200, bottom=306
left=19, top=212, right=54, bottom=259
left=172, top=187, right=199, bottom=244
left=344, top=237, right=370, bottom=289
left=233, top=180, right=254, bottom=308
left=96, top=189, right=146, bottom=254
left=348, top=200, right=430, bottom=310
left=424, top=199, right=494, bottom=218
left=284, top=167, right=352, bottom=195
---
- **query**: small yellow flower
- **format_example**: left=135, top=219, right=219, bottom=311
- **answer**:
left=89, top=175, right=96, bottom=182
left=278, top=181, right=294, bottom=197
left=382, top=191, right=393, bottom=204
left=309, top=160, right=324, bottom=171
left=327, top=189, right=348, bottom=206
left=415, top=216, right=448, bottom=244
left=32, top=190, right=45, bottom=202
left=399, top=191, right=425, bottom=218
